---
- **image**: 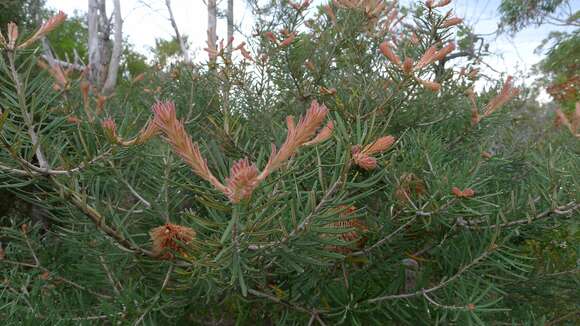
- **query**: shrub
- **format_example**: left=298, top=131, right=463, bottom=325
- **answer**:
left=0, top=1, right=578, bottom=324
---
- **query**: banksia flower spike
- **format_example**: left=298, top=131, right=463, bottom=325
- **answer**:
left=466, top=88, right=481, bottom=126
left=152, top=101, right=228, bottom=195
left=19, top=11, right=66, bottom=49
left=451, top=187, right=475, bottom=198
left=324, top=206, right=369, bottom=254
left=149, top=223, right=196, bottom=259
left=427, top=0, right=451, bottom=9
left=225, top=158, right=260, bottom=203
left=101, top=118, right=118, bottom=143
left=264, top=31, right=278, bottom=44
left=483, top=76, right=519, bottom=116
left=415, top=77, right=441, bottom=92
left=258, top=100, right=329, bottom=180
left=304, top=120, right=334, bottom=146
left=554, top=109, right=572, bottom=130
left=352, top=135, right=396, bottom=170
left=379, top=41, right=402, bottom=66
left=442, top=17, right=463, bottom=28
left=402, top=57, right=414, bottom=74
left=415, top=43, right=455, bottom=70
left=323, top=5, right=337, bottom=24
left=38, top=60, right=70, bottom=91
left=103, top=118, right=160, bottom=146
left=280, top=32, right=297, bottom=47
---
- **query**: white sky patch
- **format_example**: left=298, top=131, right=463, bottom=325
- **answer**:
left=45, top=0, right=577, bottom=101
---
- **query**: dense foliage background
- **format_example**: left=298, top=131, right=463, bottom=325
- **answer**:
left=0, top=0, right=578, bottom=325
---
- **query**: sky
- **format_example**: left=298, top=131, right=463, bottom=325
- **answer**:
left=44, top=0, right=577, bottom=97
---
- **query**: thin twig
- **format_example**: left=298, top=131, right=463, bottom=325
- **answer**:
left=248, top=179, right=343, bottom=250
left=365, top=248, right=492, bottom=304
left=133, top=264, right=174, bottom=325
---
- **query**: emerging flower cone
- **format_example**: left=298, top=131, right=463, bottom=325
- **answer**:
left=324, top=206, right=369, bottom=254
left=149, top=223, right=196, bottom=259
left=451, top=187, right=475, bottom=198
left=152, top=100, right=332, bottom=203
left=352, top=135, right=396, bottom=170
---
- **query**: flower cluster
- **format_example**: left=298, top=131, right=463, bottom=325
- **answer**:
left=152, top=100, right=333, bottom=203
left=352, top=135, right=396, bottom=170
left=101, top=118, right=160, bottom=146
left=451, top=187, right=475, bottom=198
left=0, top=11, right=66, bottom=50
left=468, top=76, right=520, bottom=126
left=379, top=41, right=456, bottom=91
left=323, top=206, right=369, bottom=254
left=149, top=223, right=196, bottom=259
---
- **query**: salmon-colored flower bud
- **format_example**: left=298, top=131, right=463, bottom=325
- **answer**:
left=280, top=32, right=296, bottom=47
left=239, top=46, right=253, bottom=61
left=324, top=218, right=368, bottom=254
left=353, top=152, right=378, bottom=171
left=259, top=100, right=329, bottom=180
left=442, top=17, right=463, bottom=28
left=425, top=0, right=434, bottom=8
left=304, top=120, right=334, bottom=146
left=320, top=86, right=337, bottom=95
left=96, top=95, right=107, bottom=115
left=225, top=158, right=260, bottom=203
left=67, top=115, right=81, bottom=124
left=149, top=223, right=196, bottom=259
left=481, top=151, right=493, bottom=159
left=153, top=101, right=228, bottom=195
left=363, top=135, right=396, bottom=155
left=132, top=73, right=145, bottom=83
left=19, top=11, right=66, bottom=49
left=483, top=76, right=519, bottom=116
left=451, top=186, right=475, bottom=198
left=434, top=42, right=456, bottom=61
left=264, top=31, right=278, bottom=44
left=403, top=57, right=414, bottom=74
left=379, top=41, right=401, bottom=66
left=101, top=118, right=118, bottom=143
left=554, top=109, right=571, bottom=130
left=432, top=0, right=451, bottom=8
left=323, top=5, right=337, bottom=24
left=410, top=32, right=420, bottom=45
left=466, top=88, right=480, bottom=126
left=7, top=22, right=18, bottom=50
left=80, top=80, right=90, bottom=106
left=416, top=78, right=441, bottom=92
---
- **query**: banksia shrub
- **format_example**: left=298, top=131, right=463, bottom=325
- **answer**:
left=0, top=1, right=578, bottom=325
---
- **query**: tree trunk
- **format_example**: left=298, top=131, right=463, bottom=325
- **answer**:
left=207, top=0, right=217, bottom=64
left=87, top=0, right=123, bottom=95
left=102, top=0, right=123, bottom=95
left=226, top=0, right=234, bottom=61
left=165, top=0, right=190, bottom=63
left=87, top=0, right=101, bottom=88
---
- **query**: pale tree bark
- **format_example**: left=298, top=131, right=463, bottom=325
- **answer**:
left=207, top=0, right=217, bottom=64
left=226, top=0, right=234, bottom=60
left=87, top=0, right=123, bottom=95
left=102, top=0, right=123, bottom=95
left=87, top=0, right=101, bottom=87
left=165, top=0, right=190, bottom=63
